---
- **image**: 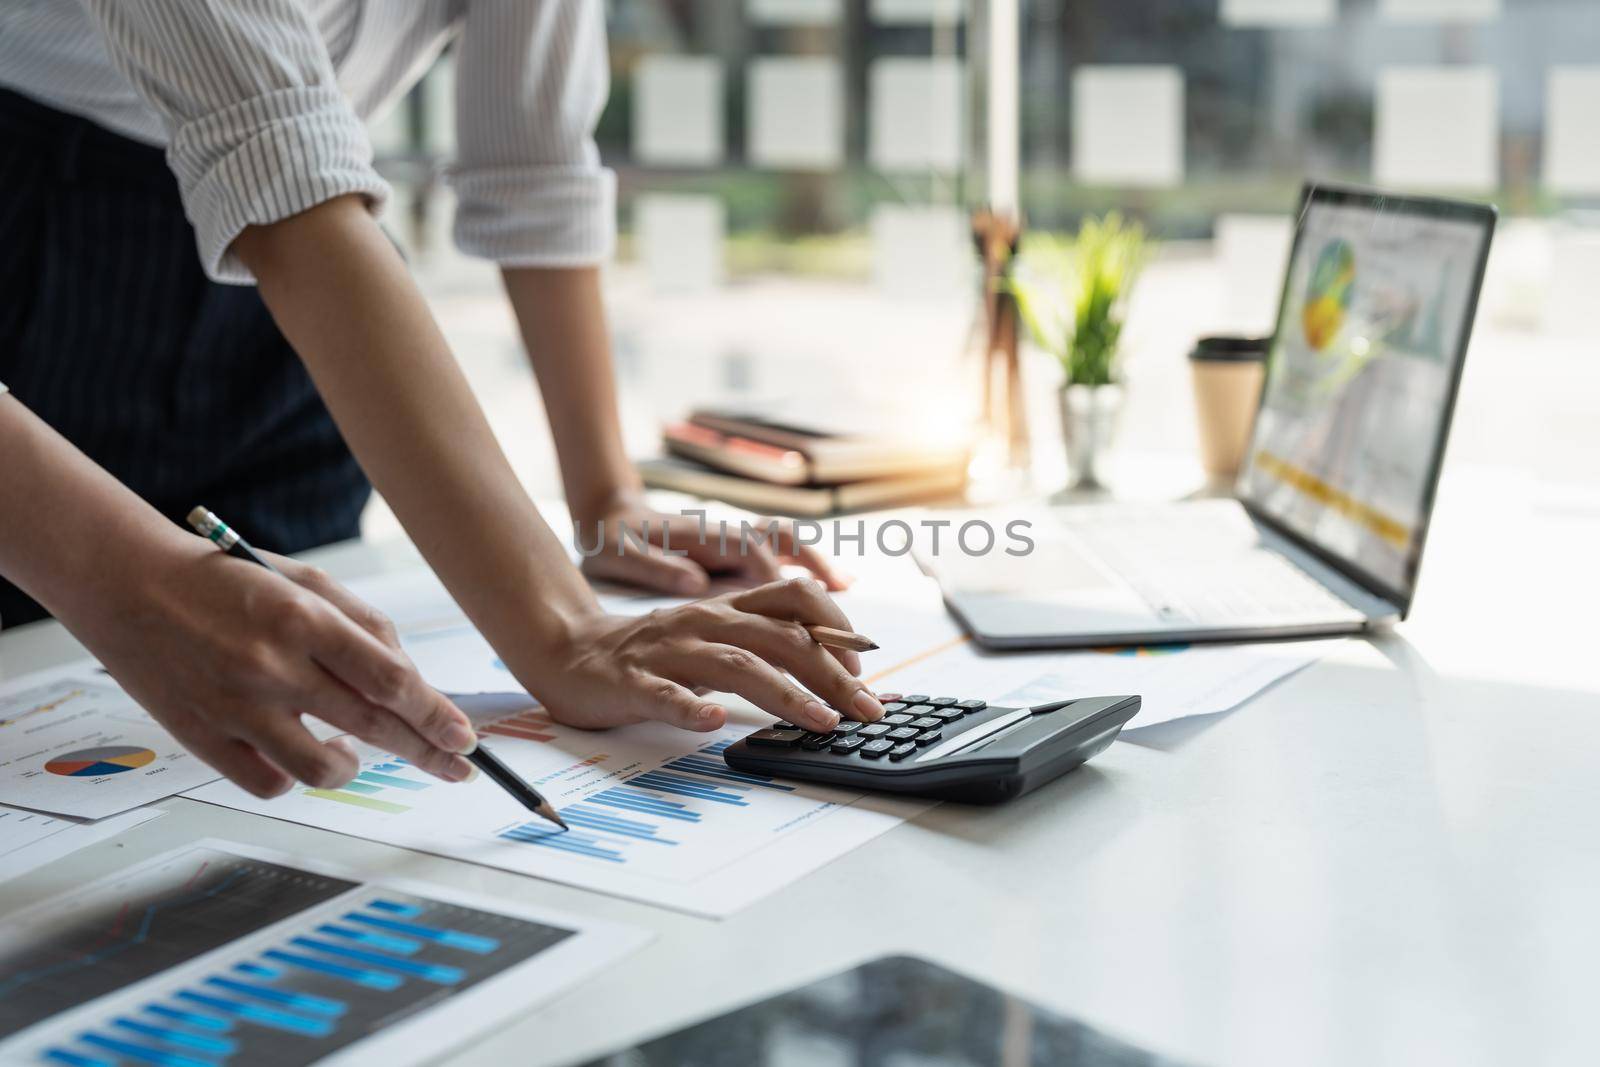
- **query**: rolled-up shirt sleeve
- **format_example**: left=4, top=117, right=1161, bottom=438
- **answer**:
left=82, top=0, right=390, bottom=284
left=449, top=0, right=616, bottom=268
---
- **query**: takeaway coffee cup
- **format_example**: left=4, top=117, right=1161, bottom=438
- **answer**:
left=1189, top=335, right=1269, bottom=483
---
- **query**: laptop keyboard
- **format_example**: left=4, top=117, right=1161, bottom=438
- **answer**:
left=1070, top=504, right=1363, bottom=624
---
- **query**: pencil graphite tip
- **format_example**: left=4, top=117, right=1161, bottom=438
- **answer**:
left=540, top=802, right=569, bottom=832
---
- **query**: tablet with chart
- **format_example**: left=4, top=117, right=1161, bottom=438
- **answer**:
left=0, top=841, right=646, bottom=1066
left=0, top=670, right=222, bottom=819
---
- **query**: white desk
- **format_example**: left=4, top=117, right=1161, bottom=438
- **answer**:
left=3, top=467, right=1598, bottom=1067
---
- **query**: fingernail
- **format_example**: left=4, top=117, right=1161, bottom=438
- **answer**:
left=697, top=704, right=721, bottom=723
left=804, top=700, right=839, bottom=731
left=460, top=761, right=480, bottom=783
left=853, top=690, right=885, bottom=721
left=444, top=723, right=477, bottom=755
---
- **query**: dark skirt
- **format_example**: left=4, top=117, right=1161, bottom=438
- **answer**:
left=0, top=88, right=370, bottom=628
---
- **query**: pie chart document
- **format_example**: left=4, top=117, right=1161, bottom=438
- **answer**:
left=0, top=665, right=221, bottom=819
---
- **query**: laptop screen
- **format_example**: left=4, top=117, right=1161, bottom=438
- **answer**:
left=1237, top=187, right=1494, bottom=605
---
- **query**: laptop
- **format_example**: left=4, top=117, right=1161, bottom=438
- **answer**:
left=937, top=183, right=1497, bottom=650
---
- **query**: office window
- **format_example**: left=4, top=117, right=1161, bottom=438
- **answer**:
left=364, top=0, right=1599, bottom=515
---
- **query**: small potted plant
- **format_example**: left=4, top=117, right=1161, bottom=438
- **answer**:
left=1007, top=212, right=1150, bottom=489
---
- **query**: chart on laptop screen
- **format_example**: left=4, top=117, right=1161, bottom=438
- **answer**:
left=1239, top=195, right=1489, bottom=595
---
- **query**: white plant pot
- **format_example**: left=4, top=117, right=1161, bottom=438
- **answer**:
left=1058, top=383, right=1124, bottom=490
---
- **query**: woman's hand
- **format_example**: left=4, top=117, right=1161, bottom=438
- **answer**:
left=512, top=577, right=886, bottom=734
left=576, top=491, right=849, bottom=597
left=58, top=541, right=479, bottom=798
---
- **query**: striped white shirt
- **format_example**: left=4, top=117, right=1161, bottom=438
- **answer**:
left=0, top=0, right=616, bottom=284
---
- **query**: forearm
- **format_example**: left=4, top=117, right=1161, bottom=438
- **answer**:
left=501, top=266, right=640, bottom=524
left=0, top=394, right=201, bottom=623
left=231, top=197, right=600, bottom=656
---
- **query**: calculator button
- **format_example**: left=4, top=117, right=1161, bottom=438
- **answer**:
left=889, top=742, right=917, bottom=761
left=772, top=721, right=799, bottom=730
left=747, top=728, right=804, bottom=748
left=927, top=696, right=958, bottom=707
left=881, top=702, right=909, bottom=713
left=882, top=713, right=913, bottom=726
left=799, top=732, right=834, bottom=750
left=859, top=739, right=894, bottom=758
left=931, top=708, right=966, bottom=722
left=858, top=723, right=891, bottom=738
left=886, top=726, right=920, bottom=741
left=957, top=699, right=988, bottom=710
left=914, top=729, right=943, bottom=745
left=833, top=721, right=864, bottom=735
left=904, top=694, right=929, bottom=704
left=830, top=736, right=865, bottom=754
left=909, top=716, right=941, bottom=730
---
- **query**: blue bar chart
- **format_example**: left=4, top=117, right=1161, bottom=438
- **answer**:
left=0, top=847, right=577, bottom=1066
left=497, top=739, right=798, bottom=866
left=185, top=718, right=924, bottom=916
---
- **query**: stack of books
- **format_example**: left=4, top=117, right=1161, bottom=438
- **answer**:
left=639, top=410, right=971, bottom=516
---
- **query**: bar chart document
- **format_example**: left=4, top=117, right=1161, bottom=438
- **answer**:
left=0, top=668, right=222, bottom=819
left=0, top=841, right=647, bottom=1066
left=187, top=667, right=930, bottom=917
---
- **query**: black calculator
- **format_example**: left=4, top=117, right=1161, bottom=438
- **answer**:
left=723, top=692, right=1140, bottom=803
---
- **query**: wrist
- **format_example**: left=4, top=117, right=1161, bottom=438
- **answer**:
left=568, top=479, right=647, bottom=528
left=52, top=520, right=210, bottom=640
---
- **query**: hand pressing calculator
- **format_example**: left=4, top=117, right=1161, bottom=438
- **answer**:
left=723, top=692, right=1140, bottom=803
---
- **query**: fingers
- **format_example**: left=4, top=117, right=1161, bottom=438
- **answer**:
left=289, top=670, right=475, bottom=783
left=712, top=538, right=784, bottom=585
left=296, top=599, right=477, bottom=756
left=765, top=523, right=851, bottom=591
left=170, top=725, right=294, bottom=799
left=727, top=576, right=865, bottom=675
left=729, top=575, right=854, bottom=629
left=698, top=614, right=880, bottom=721
left=680, top=643, right=842, bottom=732
left=582, top=543, right=710, bottom=597
left=632, top=675, right=728, bottom=732
left=228, top=708, right=359, bottom=790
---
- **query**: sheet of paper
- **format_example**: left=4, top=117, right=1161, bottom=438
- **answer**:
left=636, top=193, right=726, bottom=294
left=633, top=55, right=724, bottom=167
left=872, top=638, right=1344, bottom=731
left=1221, top=0, right=1335, bottom=26
left=1379, top=0, right=1499, bottom=20
left=0, top=804, right=71, bottom=859
left=0, top=668, right=223, bottom=818
left=1544, top=67, right=1600, bottom=196
left=1375, top=67, right=1498, bottom=190
left=1072, top=66, right=1185, bottom=187
left=869, top=57, right=964, bottom=172
left=0, top=806, right=164, bottom=885
left=747, top=57, right=845, bottom=170
left=871, top=203, right=971, bottom=300
left=0, top=840, right=647, bottom=1066
left=747, top=0, right=841, bottom=24
left=871, top=0, right=965, bottom=22
left=187, top=691, right=929, bottom=918
left=188, top=571, right=935, bottom=918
